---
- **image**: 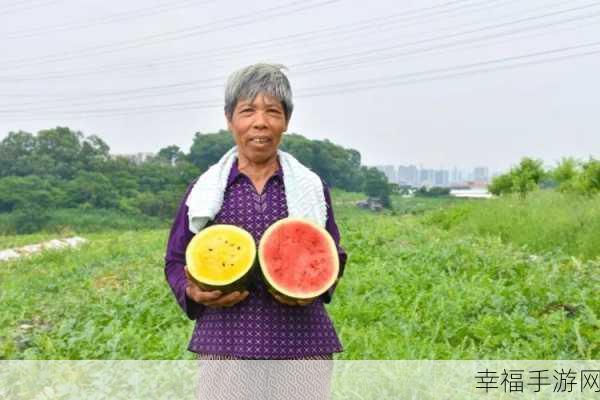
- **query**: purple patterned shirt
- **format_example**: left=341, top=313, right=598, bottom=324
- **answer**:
left=164, top=157, right=347, bottom=359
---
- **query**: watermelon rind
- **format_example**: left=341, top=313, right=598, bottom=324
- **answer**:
left=185, top=224, right=256, bottom=293
left=258, top=217, right=339, bottom=300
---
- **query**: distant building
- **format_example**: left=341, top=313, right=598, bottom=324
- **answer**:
left=434, top=169, right=450, bottom=187
left=397, top=165, right=418, bottom=186
left=374, top=165, right=397, bottom=183
left=451, top=166, right=463, bottom=185
left=418, top=168, right=435, bottom=187
left=473, top=166, right=489, bottom=182
left=377, top=163, right=490, bottom=188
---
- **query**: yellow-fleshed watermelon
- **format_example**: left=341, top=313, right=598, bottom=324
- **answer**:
left=185, top=224, right=256, bottom=292
left=258, top=218, right=339, bottom=300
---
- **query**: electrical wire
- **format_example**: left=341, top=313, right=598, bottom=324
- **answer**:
left=1, top=0, right=596, bottom=109
left=1, top=40, right=598, bottom=119
left=3, top=0, right=218, bottom=39
left=0, top=0, right=342, bottom=70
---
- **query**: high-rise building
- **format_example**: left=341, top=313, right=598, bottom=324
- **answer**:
left=419, top=169, right=435, bottom=187
left=397, top=165, right=418, bottom=186
left=473, top=167, right=489, bottom=182
left=451, top=166, right=463, bottom=184
left=374, top=165, right=397, bottom=183
left=434, top=169, right=450, bottom=187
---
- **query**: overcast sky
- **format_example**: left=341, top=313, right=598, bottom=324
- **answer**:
left=1, top=0, right=599, bottom=172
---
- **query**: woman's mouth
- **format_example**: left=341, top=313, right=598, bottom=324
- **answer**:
left=249, top=137, right=271, bottom=145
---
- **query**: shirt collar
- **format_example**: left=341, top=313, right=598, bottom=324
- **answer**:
left=227, top=156, right=284, bottom=188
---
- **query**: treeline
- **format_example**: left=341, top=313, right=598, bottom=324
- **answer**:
left=489, top=157, right=600, bottom=197
left=187, top=130, right=389, bottom=198
left=0, top=127, right=391, bottom=233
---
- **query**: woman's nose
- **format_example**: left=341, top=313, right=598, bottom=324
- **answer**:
left=252, top=111, right=268, bottom=128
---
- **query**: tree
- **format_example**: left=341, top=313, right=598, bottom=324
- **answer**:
left=0, top=131, right=37, bottom=177
left=188, top=130, right=235, bottom=171
left=488, top=157, right=546, bottom=197
left=361, top=167, right=392, bottom=208
left=65, top=171, right=118, bottom=209
left=0, top=176, right=64, bottom=212
left=281, top=134, right=364, bottom=191
left=511, top=158, right=545, bottom=197
left=488, top=173, right=513, bottom=196
left=80, top=134, right=110, bottom=170
left=36, top=127, right=84, bottom=179
left=578, top=157, right=600, bottom=194
left=552, top=157, right=579, bottom=193
left=157, top=145, right=186, bottom=165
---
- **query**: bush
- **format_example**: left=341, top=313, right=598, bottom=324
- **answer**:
left=0, top=176, right=65, bottom=212
left=135, top=191, right=180, bottom=219
left=415, top=186, right=450, bottom=197
left=489, top=157, right=545, bottom=197
left=10, top=204, right=49, bottom=234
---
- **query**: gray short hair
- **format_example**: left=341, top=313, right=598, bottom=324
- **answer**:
left=224, top=63, right=293, bottom=122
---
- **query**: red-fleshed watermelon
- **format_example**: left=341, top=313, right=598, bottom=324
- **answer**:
left=258, top=218, right=339, bottom=300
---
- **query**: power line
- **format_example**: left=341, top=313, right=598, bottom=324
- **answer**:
left=0, top=0, right=588, bottom=84
left=0, top=0, right=513, bottom=80
left=0, top=0, right=61, bottom=16
left=0, top=0, right=595, bottom=108
left=288, top=1, right=600, bottom=70
left=108, top=0, right=517, bottom=77
left=296, top=40, right=600, bottom=95
left=1, top=40, right=598, bottom=118
left=4, top=11, right=597, bottom=110
left=0, top=0, right=342, bottom=70
left=293, top=8, right=600, bottom=75
left=3, top=0, right=218, bottom=40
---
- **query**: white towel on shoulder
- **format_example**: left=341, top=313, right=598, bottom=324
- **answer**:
left=185, top=146, right=327, bottom=233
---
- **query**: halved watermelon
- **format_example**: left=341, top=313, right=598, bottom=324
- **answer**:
left=258, top=218, right=339, bottom=300
left=185, top=224, right=256, bottom=292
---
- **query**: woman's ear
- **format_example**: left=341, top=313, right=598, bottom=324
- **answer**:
left=226, top=113, right=232, bottom=132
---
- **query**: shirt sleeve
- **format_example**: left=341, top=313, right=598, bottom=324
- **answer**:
left=320, top=182, right=348, bottom=304
left=164, top=180, right=204, bottom=320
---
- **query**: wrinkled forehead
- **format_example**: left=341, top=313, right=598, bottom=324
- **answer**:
left=235, top=92, right=285, bottom=108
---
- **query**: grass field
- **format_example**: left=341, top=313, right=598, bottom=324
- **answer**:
left=423, top=190, right=600, bottom=260
left=0, top=191, right=598, bottom=359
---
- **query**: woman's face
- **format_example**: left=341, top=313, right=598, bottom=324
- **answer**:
left=227, top=92, right=288, bottom=165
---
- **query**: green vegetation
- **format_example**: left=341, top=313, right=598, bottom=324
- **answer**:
left=414, top=186, right=451, bottom=197
left=0, top=208, right=168, bottom=236
left=489, top=156, right=600, bottom=197
left=1, top=192, right=598, bottom=360
left=0, top=128, right=393, bottom=235
left=1, top=129, right=598, bottom=360
left=424, top=190, right=600, bottom=260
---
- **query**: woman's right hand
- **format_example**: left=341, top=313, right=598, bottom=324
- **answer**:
left=184, top=266, right=249, bottom=308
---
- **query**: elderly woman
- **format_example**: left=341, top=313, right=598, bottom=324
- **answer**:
left=164, top=63, right=347, bottom=397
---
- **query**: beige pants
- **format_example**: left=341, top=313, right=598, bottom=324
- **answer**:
left=197, top=353, right=333, bottom=400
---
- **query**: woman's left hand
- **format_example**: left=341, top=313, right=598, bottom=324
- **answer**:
left=268, top=288, right=316, bottom=306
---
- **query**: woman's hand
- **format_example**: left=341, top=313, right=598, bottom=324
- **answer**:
left=184, top=266, right=249, bottom=308
left=268, top=287, right=316, bottom=306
